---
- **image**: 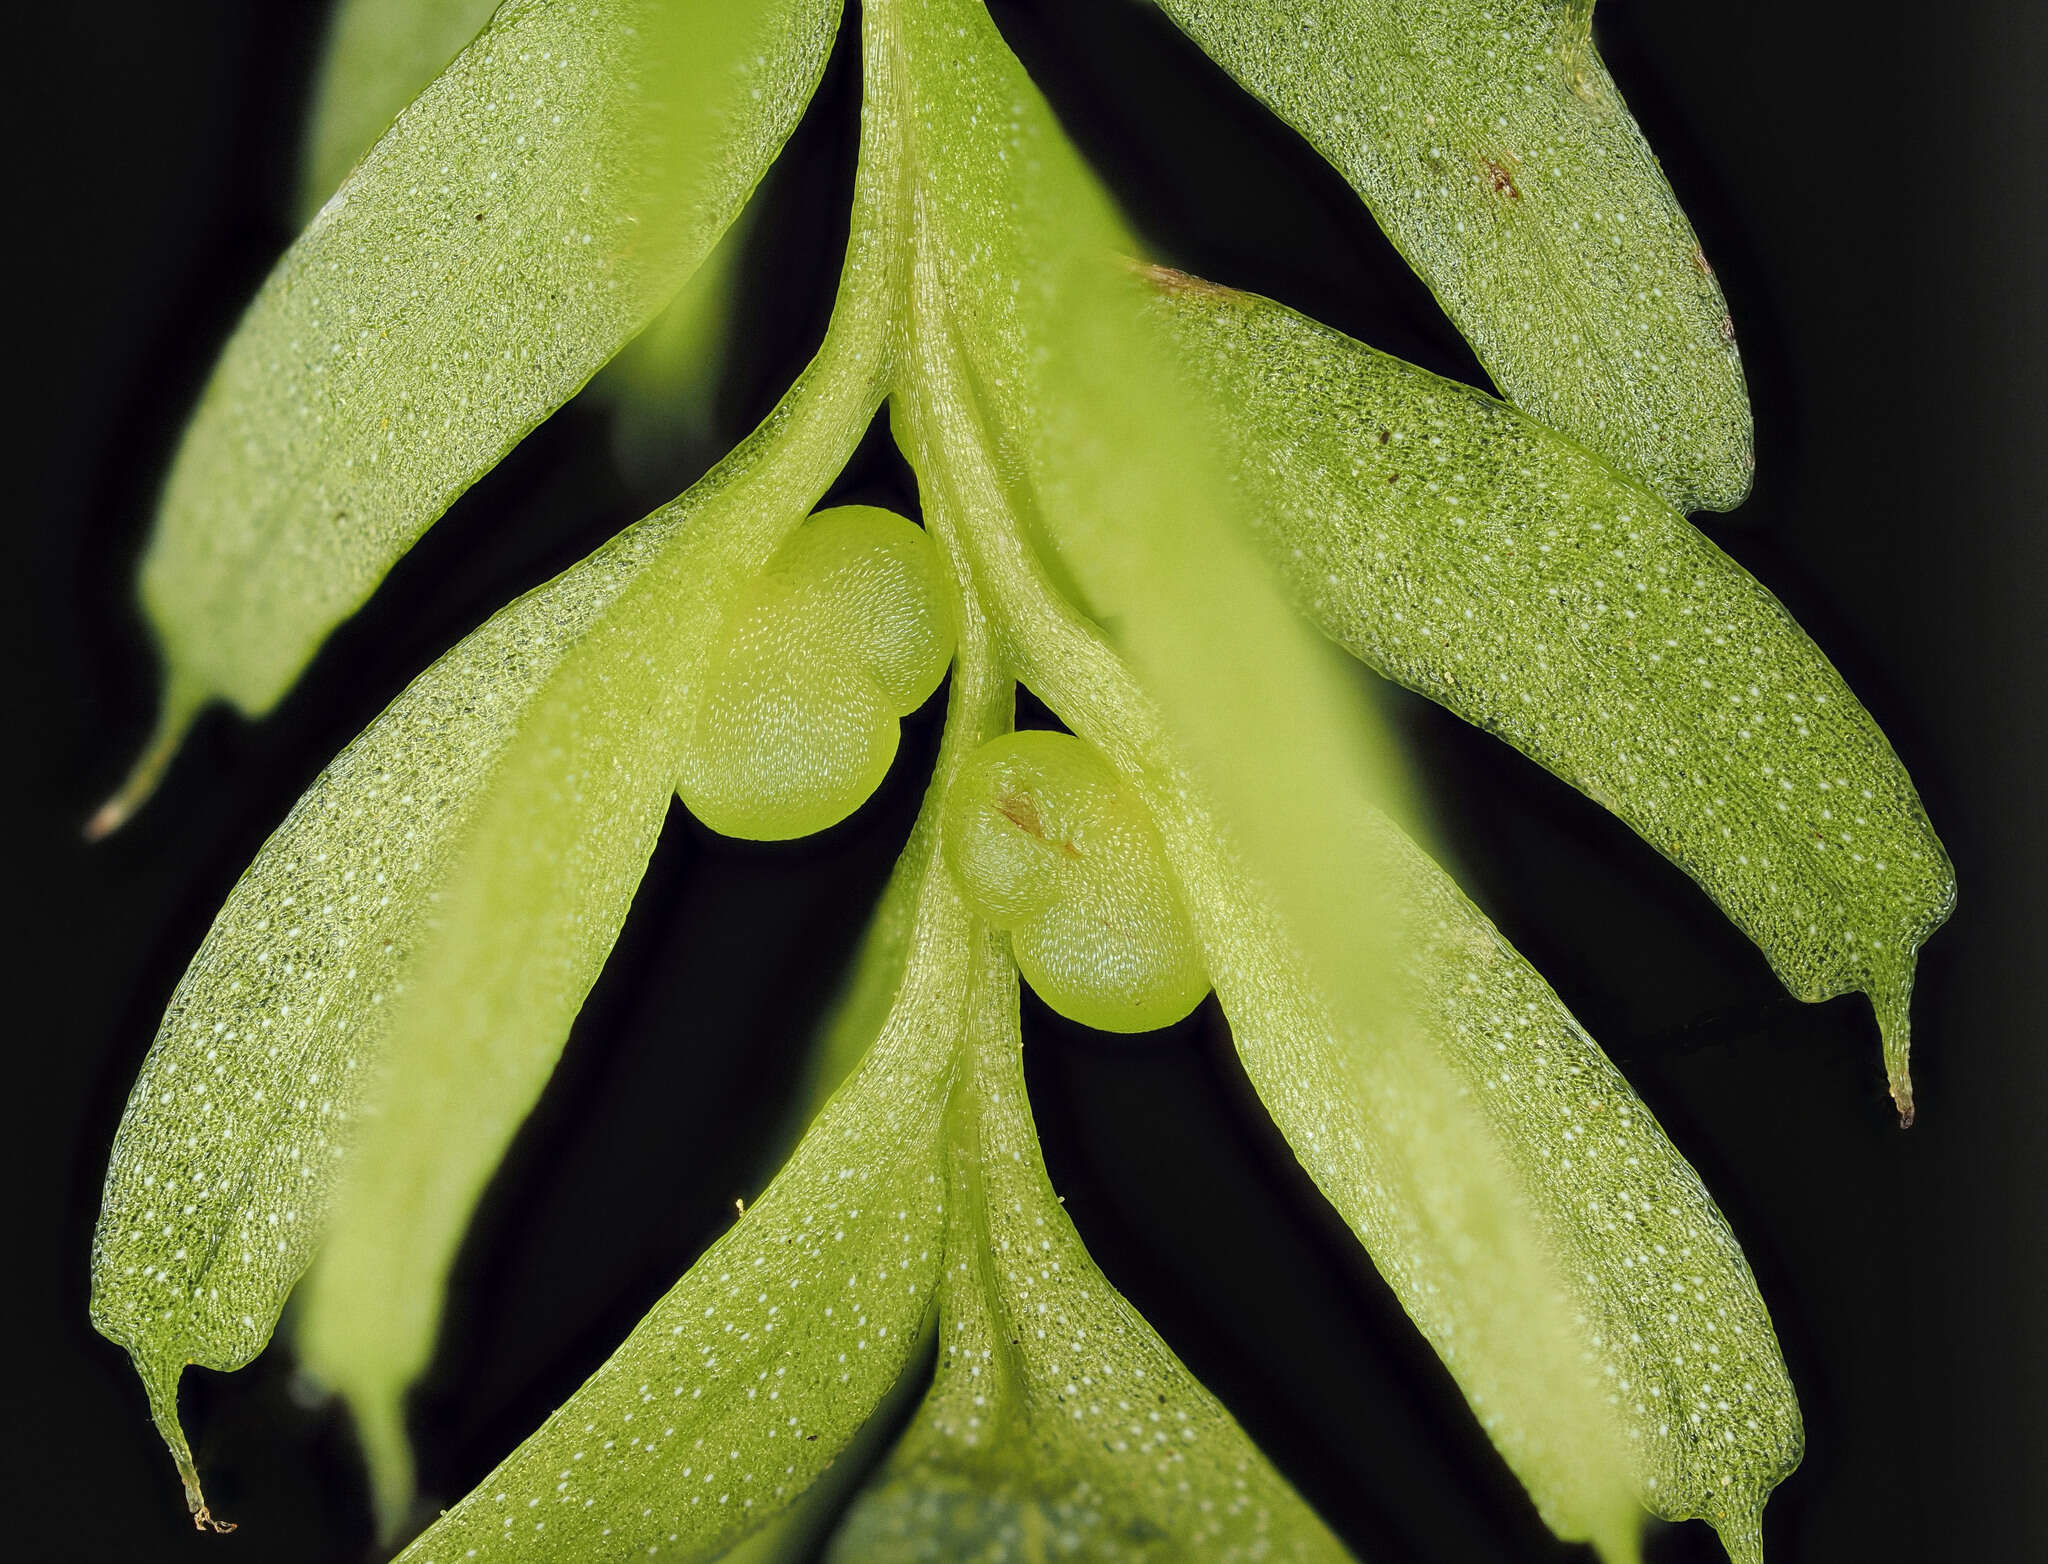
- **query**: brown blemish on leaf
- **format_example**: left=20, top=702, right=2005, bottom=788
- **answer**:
left=1484, top=158, right=1520, bottom=199
left=1124, top=257, right=1226, bottom=300
left=1693, top=244, right=1715, bottom=278
left=996, top=793, right=1081, bottom=858
left=998, top=793, right=1045, bottom=838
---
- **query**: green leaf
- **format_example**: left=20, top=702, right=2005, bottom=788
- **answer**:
left=826, top=929, right=1354, bottom=1563
left=386, top=886, right=964, bottom=1564
left=689, top=701, right=968, bottom=1564
left=296, top=400, right=891, bottom=1532
left=1168, top=788, right=1802, bottom=1562
left=89, top=205, right=896, bottom=1528
left=883, top=5, right=1800, bottom=1552
left=304, top=0, right=762, bottom=474
left=915, top=310, right=1801, bottom=1558
left=298, top=0, right=501, bottom=220
left=908, top=325, right=1647, bottom=1560
left=1153, top=0, right=1752, bottom=512
left=708, top=1335, right=932, bottom=1564
left=1149, top=272, right=1954, bottom=1120
left=98, top=0, right=843, bottom=833
left=1370, top=814, right=1802, bottom=1562
left=390, top=405, right=1016, bottom=1564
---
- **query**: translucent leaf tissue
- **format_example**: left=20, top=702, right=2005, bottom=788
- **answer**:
left=89, top=1, right=1949, bottom=1559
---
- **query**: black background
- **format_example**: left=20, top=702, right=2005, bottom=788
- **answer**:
left=9, top=1, right=2043, bottom=1560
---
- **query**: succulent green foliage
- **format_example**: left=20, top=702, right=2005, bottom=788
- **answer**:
left=91, top=206, right=897, bottom=1527
left=298, top=0, right=501, bottom=218
left=92, top=0, right=1913, bottom=1556
left=97, top=0, right=843, bottom=836
left=950, top=220, right=1802, bottom=1554
left=884, top=3, right=1648, bottom=1553
left=293, top=399, right=890, bottom=1534
left=1149, top=273, right=1954, bottom=1121
left=1153, top=0, right=1752, bottom=512
left=1368, top=815, right=1800, bottom=1561
left=827, top=932, right=1350, bottom=1562
left=390, top=416, right=1015, bottom=1564
left=388, top=896, right=964, bottom=1564
left=887, top=12, right=1804, bottom=1548
left=943, top=731, right=1209, bottom=1034
left=679, top=505, right=955, bottom=840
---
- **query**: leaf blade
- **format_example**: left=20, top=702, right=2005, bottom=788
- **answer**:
left=385, top=909, right=965, bottom=1564
left=827, top=927, right=1356, bottom=1563
left=298, top=0, right=501, bottom=219
left=597, top=205, right=757, bottom=476
left=90, top=226, right=894, bottom=1523
left=886, top=8, right=1800, bottom=1547
left=1370, top=813, right=1802, bottom=1556
left=1150, top=273, right=1954, bottom=1117
left=136, top=0, right=842, bottom=740
left=1154, top=0, right=1752, bottom=511
left=388, top=372, right=1017, bottom=1564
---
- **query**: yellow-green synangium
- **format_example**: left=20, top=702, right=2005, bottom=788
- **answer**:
left=90, top=2, right=1946, bottom=1561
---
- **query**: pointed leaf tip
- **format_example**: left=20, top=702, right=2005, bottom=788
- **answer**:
left=1149, top=275, right=1952, bottom=1128
left=1874, top=967, right=1918, bottom=1127
left=1714, top=1503, right=1767, bottom=1564
left=84, top=686, right=202, bottom=841
left=133, top=1348, right=235, bottom=1533
left=1157, top=0, right=1750, bottom=507
left=348, top=1389, right=415, bottom=1542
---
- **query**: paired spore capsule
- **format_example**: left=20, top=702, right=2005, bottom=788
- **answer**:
left=679, top=505, right=955, bottom=840
left=943, top=730, right=1210, bottom=1033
